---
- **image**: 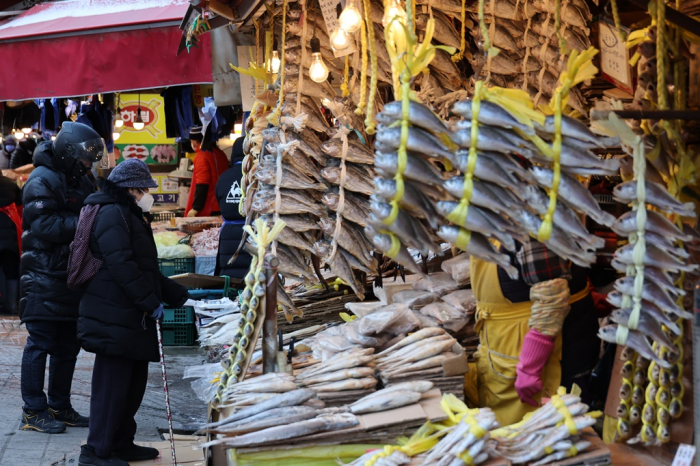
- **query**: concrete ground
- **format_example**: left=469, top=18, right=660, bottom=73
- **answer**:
left=0, top=317, right=208, bottom=466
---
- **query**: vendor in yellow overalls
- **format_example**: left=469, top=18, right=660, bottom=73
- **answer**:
left=464, top=239, right=597, bottom=426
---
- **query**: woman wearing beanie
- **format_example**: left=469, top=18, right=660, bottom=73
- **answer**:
left=76, top=159, right=190, bottom=466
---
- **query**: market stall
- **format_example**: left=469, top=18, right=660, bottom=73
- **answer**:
left=169, top=0, right=700, bottom=464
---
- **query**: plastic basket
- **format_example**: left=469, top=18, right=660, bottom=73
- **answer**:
left=163, top=306, right=195, bottom=324
left=161, top=322, right=197, bottom=346
left=158, top=258, right=195, bottom=277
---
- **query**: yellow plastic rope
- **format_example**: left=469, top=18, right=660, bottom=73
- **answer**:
left=537, top=91, right=562, bottom=241
left=341, top=55, right=351, bottom=97
left=610, top=0, right=627, bottom=42
left=355, top=16, right=368, bottom=115
left=554, top=0, right=570, bottom=55
left=477, top=0, right=498, bottom=57
left=452, top=0, right=467, bottom=62
left=363, top=0, right=378, bottom=133
left=656, top=0, right=668, bottom=110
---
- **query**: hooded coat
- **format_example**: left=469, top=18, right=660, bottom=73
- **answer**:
left=77, top=179, right=189, bottom=361
left=19, top=141, right=94, bottom=322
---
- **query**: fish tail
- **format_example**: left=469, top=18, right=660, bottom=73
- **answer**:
left=595, top=211, right=617, bottom=228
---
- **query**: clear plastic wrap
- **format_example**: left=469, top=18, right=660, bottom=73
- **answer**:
left=441, top=254, right=471, bottom=285
left=391, top=290, right=439, bottom=308
left=344, top=301, right=385, bottom=318
left=441, top=289, right=477, bottom=313
left=411, top=310, right=440, bottom=328
left=154, top=232, right=194, bottom=259
left=420, top=302, right=471, bottom=332
left=412, top=272, right=460, bottom=296
left=184, top=362, right=222, bottom=403
left=358, top=303, right=420, bottom=336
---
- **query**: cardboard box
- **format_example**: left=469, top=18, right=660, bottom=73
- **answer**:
left=130, top=440, right=205, bottom=466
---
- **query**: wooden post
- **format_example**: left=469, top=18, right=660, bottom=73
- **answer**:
left=262, top=254, right=279, bottom=374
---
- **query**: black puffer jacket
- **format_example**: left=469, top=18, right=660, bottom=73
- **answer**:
left=0, top=173, right=21, bottom=254
left=77, top=179, right=189, bottom=362
left=214, top=159, right=250, bottom=278
left=19, top=142, right=94, bottom=322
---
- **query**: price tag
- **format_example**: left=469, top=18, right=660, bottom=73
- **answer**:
left=672, top=444, right=696, bottom=466
left=599, top=18, right=634, bottom=94
left=161, top=177, right=179, bottom=193
left=237, top=46, right=258, bottom=112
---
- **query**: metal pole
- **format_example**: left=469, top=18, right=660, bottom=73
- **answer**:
left=590, top=109, right=700, bottom=121
left=624, top=0, right=700, bottom=34
left=693, top=283, right=700, bottom=466
left=262, top=255, right=279, bottom=374
left=155, top=320, right=177, bottom=466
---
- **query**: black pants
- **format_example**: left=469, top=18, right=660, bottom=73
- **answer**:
left=0, top=250, right=19, bottom=314
left=87, top=354, right=149, bottom=457
left=21, top=321, right=81, bottom=412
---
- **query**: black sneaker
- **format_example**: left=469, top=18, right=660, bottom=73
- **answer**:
left=113, top=443, right=160, bottom=461
left=79, top=445, right=129, bottom=466
left=19, top=410, right=66, bottom=434
left=49, top=407, right=89, bottom=427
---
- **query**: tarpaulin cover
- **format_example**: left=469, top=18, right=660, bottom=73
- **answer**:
left=0, top=0, right=212, bottom=101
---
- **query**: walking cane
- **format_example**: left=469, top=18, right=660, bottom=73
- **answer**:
left=156, top=320, right=178, bottom=466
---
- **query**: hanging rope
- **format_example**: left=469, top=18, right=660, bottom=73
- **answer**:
left=271, top=0, right=289, bottom=125
left=363, top=0, right=379, bottom=133
left=452, top=0, right=467, bottom=62
left=354, top=15, right=369, bottom=114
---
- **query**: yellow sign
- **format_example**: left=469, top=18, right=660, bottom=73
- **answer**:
left=114, top=94, right=178, bottom=165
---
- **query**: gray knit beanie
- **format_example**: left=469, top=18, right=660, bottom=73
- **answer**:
left=108, top=159, right=158, bottom=188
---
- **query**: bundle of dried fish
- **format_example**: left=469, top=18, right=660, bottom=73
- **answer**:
left=347, top=381, right=434, bottom=414
left=492, top=392, right=596, bottom=464
left=296, top=348, right=377, bottom=392
left=375, top=328, right=458, bottom=378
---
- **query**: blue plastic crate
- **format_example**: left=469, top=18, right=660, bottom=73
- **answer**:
left=161, top=323, right=196, bottom=346
left=163, top=306, right=195, bottom=324
left=158, top=258, right=195, bottom=277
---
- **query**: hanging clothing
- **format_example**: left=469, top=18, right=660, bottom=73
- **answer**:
left=185, top=147, right=228, bottom=216
left=466, top=257, right=565, bottom=426
left=161, top=86, right=194, bottom=139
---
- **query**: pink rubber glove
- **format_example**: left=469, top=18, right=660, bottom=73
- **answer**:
left=515, top=329, right=555, bottom=407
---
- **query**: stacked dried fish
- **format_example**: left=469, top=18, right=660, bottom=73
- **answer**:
left=347, top=381, right=434, bottom=414
left=296, top=348, right=378, bottom=395
left=492, top=392, right=596, bottom=465
left=375, top=328, right=458, bottom=381
left=414, top=408, right=497, bottom=466
left=466, top=0, right=592, bottom=114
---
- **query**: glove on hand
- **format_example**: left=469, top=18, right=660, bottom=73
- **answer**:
left=150, top=304, right=165, bottom=321
left=529, top=278, right=570, bottom=337
left=515, top=329, right=555, bottom=406
left=187, top=209, right=199, bottom=218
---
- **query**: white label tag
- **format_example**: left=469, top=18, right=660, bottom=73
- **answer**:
left=318, top=0, right=357, bottom=58
left=598, top=18, right=633, bottom=93
left=672, top=444, right=696, bottom=466
left=237, top=45, right=258, bottom=112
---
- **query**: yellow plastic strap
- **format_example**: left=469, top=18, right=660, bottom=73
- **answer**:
left=355, top=16, right=368, bottom=115
left=554, top=0, right=569, bottom=55
left=341, top=55, right=350, bottom=97
left=458, top=451, right=474, bottom=465
left=567, top=446, right=579, bottom=457
left=455, top=228, right=472, bottom=250
left=381, top=201, right=401, bottom=226
left=364, top=445, right=398, bottom=466
left=544, top=446, right=554, bottom=455
left=386, top=234, right=402, bottom=258
left=393, top=177, right=405, bottom=203
left=469, top=422, right=487, bottom=439
left=538, top=92, right=562, bottom=241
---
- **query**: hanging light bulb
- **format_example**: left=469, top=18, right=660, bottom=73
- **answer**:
left=51, top=135, right=57, bottom=141
left=309, top=38, right=330, bottom=83
left=330, top=27, right=351, bottom=52
left=133, top=108, right=145, bottom=130
left=382, top=0, right=406, bottom=28
left=115, top=107, right=124, bottom=128
left=13, top=129, right=24, bottom=139
left=268, top=50, right=281, bottom=74
left=132, top=92, right=145, bottom=130
left=113, top=131, right=121, bottom=141
left=21, top=127, right=32, bottom=134
left=0, top=135, right=4, bottom=144
left=338, top=0, right=362, bottom=33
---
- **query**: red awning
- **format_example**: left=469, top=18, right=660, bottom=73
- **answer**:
left=0, top=0, right=212, bottom=101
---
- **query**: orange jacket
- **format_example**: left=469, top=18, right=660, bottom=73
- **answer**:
left=185, top=147, right=229, bottom=216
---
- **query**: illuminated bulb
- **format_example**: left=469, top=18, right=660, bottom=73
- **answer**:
left=115, top=108, right=124, bottom=128
left=0, top=135, right=3, bottom=143
left=133, top=108, right=145, bottom=130
left=268, top=51, right=281, bottom=74
left=113, top=131, right=121, bottom=141
left=330, top=27, right=351, bottom=52
left=234, top=123, right=242, bottom=133
left=382, top=0, right=406, bottom=27
left=21, top=127, right=31, bottom=134
left=309, top=38, right=329, bottom=83
left=13, top=129, right=24, bottom=139
left=51, top=135, right=57, bottom=141
left=338, top=0, right=362, bottom=33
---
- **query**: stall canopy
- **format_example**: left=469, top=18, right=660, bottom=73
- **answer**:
left=0, top=0, right=212, bottom=101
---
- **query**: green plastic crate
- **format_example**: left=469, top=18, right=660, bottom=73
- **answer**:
left=161, top=323, right=196, bottom=346
left=158, top=258, right=195, bottom=277
left=163, top=306, right=195, bottom=324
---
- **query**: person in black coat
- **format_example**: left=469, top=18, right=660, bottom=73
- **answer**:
left=0, top=171, right=22, bottom=315
left=0, top=134, right=17, bottom=169
left=214, top=137, right=251, bottom=278
left=19, top=122, right=105, bottom=434
left=77, top=159, right=189, bottom=466
left=10, top=136, right=38, bottom=169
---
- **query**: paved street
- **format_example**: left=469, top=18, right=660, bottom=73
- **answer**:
left=0, top=317, right=208, bottom=466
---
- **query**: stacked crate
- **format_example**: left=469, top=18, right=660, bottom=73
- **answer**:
left=158, top=258, right=197, bottom=346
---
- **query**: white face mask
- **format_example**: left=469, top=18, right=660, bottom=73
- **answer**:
left=137, top=191, right=154, bottom=212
